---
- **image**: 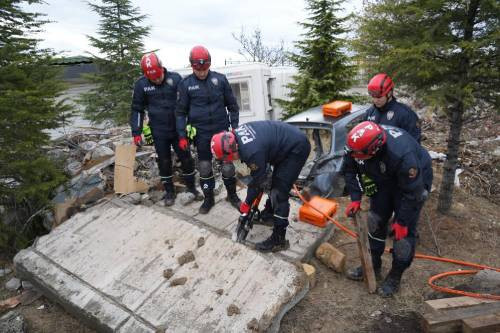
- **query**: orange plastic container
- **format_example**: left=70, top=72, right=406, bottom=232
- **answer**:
left=298, top=196, right=338, bottom=228
left=322, top=100, right=352, bottom=117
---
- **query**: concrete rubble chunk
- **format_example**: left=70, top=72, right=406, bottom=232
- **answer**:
left=14, top=203, right=314, bottom=332
left=0, top=268, right=12, bottom=278
left=5, top=278, right=21, bottom=291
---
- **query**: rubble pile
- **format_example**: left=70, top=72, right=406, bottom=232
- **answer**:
left=416, top=106, right=499, bottom=203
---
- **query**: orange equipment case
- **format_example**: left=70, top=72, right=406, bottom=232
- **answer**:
left=322, top=100, right=352, bottom=118
left=299, top=196, right=338, bottom=228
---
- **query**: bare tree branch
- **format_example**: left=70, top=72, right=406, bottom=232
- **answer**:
left=231, top=27, right=290, bottom=66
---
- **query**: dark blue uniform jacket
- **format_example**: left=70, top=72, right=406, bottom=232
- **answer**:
left=235, top=121, right=308, bottom=203
left=176, top=71, right=239, bottom=138
left=364, top=98, right=421, bottom=143
left=342, top=125, right=432, bottom=226
left=130, top=69, right=181, bottom=138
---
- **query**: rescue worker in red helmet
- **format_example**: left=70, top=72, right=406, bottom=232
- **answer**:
left=130, top=52, right=202, bottom=206
left=364, top=73, right=421, bottom=143
left=176, top=45, right=241, bottom=214
left=341, top=121, right=433, bottom=297
left=211, top=121, right=311, bottom=252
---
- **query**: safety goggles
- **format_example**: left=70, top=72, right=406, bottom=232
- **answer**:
left=191, top=59, right=210, bottom=71
left=344, top=146, right=373, bottom=160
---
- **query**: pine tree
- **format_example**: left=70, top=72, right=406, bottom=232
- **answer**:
left=354, top=0, right=499, bottom=213
left=0, top=0, right=69, bottom=254
left=80, top=0, right=149, bottom=125
left=279, top=0, right=356, bottom=118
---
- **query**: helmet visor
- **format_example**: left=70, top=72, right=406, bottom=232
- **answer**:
left=191, top=59, right=210, bottom=71
left=344, top=145, right=373, bottom=160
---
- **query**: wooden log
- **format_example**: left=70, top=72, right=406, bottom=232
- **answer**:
left=422, top=301, right=500, bottom=333
left=462, top=312, right=500, bottom=333
left=302, top=263, right=316, bottom=289
left=315, top=243, right=345, bottom=273
left=353, top=214, right=376, bottom=293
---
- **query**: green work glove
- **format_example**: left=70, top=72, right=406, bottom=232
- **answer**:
left=143, top=125, right=154, bottom=145
left=186, top=124, right=197, bottom=140
left=361, top=173, right=377, bottom=197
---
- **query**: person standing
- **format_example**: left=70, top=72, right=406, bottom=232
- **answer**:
left=130, top=52, right=201, bottom=206
left=342, top=121, right=433, bottom=297
left=364, top=73, right=421, bottom=143
left=176, top=45, right=241, bottom=214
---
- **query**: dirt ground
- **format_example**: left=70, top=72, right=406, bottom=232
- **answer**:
left=1, top=114, right=499, bottom=332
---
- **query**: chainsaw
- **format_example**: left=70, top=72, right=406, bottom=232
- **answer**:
left=235, top=192, right=264, bottom=243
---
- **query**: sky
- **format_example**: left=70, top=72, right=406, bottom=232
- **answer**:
left=26, top=0, right=363, bottom=69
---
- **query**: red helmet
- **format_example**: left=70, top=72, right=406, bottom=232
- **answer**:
left=346, top=121, right=387, bottom=160
left=141, top=53, right=163, bottom=81
left=189, top=45, right=211, bottom=71
left=367, top=73, right=394, bottom=98
left=211, top=131, right=237, bottom=161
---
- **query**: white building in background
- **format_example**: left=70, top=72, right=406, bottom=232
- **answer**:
left=175, top=63, right=297, bottom=123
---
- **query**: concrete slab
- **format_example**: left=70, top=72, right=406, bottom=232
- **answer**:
left=15, top=203, right=310, bottom=332
left=167, top=188, right=334, bottom=262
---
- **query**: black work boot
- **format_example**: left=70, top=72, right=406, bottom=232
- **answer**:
left=345, top=265, right=382, bottom=281
left=163, top=182, right=176, bottom=207
left=255, top=227, right=290, bottom=253
left=377, top=268, right=403, bottom=298
left=199, top=190, right=215, bottom=214
left=225, top=185, right=241, bottom=210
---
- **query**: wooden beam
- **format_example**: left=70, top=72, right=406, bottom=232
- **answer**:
left=353, top=214, right=376, bottom=293
left=462, top=312, right=500, bottom=333
left=424, top=296, right=498, bottom=313
left=422, top=301, right=500, bottom=333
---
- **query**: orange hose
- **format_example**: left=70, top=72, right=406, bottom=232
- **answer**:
left=293, top=185, right=500, bottom=300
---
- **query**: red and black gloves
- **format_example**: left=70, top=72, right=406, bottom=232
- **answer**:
left=178, top=137, right=189, bottom=151
left=133, top=135, right=143, bottom=146
left=239, top=201, right=250, bottom=215
left=345, top=201, right=361, bottom=217
left=391, top=221, right=408, bottom=241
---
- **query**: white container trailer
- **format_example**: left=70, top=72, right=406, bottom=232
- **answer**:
left=174, top=63, right=297, bottom=123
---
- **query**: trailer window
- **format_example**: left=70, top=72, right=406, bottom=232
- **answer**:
left=230, top=81, right=251, bottom=113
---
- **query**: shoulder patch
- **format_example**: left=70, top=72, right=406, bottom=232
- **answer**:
left=408, top=168, right=418, bottom=178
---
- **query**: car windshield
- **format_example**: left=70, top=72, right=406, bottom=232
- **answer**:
left=297, top=127, right=332, bottom=180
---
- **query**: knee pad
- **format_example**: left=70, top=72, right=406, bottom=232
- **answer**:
left=270, top=188, right=290, bottom=220
left=221, top=162, right=235, bottom=179
left=198, top=160, right=213, bottom=178
left=393, top=237, right=414, bottom=266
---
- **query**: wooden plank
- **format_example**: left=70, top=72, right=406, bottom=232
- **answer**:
left=353, top=214, right=376, bottom=293
left=422, top=301, right=500, bottom=333
left=462, top=312, right=500, bottom=333
left=424, top=296, right=498, bottom=313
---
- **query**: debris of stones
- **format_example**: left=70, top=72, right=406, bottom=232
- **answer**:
left=178, top=251, right=195, bottom=266
left=302, top=263, right=316, bottom=289
left=247, top=318, right=259, bottom=331
left=170, top=277, right=187, bottom=287
left=227, top=304, right=241, bottom=316
left=215, top=289, right=224, bottom=296
left=163, top=269, right=174, bottom=279
left=197, top=237, right=205, bottom=248
left=315, top=243, right=346, bottom=273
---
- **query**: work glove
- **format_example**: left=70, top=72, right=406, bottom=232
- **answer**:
left=133, top=135, right=143, bottom=146
left=239, top=201, right=250, bottom=215
left=178, top=137, right=189, bottom=151
left=391, top=221, right=408, bottom=241
left=361, top=174, right=377, bottom=197
left=345, top=201, right=361, bottom=217
left=143, top=125, right=154, bottom=145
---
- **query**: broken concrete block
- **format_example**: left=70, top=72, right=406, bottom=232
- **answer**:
left=0, top=311, right=25, bottom=333
left=5, top=278, right=21, bottom=291
left=315, top=243, right=345, bottom=273
left=302, top=263, right=316, bottom=289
